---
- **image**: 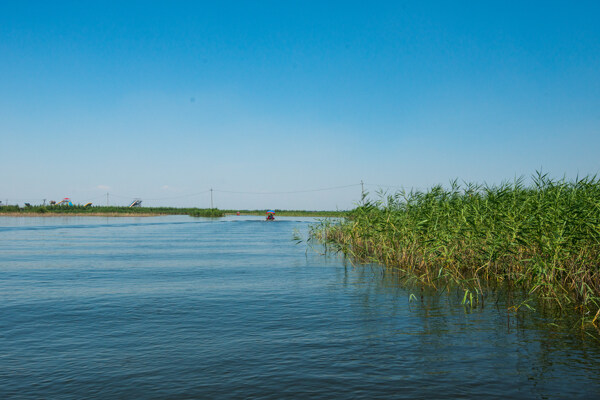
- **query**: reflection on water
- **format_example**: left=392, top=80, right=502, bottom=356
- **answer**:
left=341, top=265, right=600, bottom=397
left=0, top=215, right=599, bottom=399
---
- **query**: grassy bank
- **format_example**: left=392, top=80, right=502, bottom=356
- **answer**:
left=0, top=205, right=225, bottom=217
left=228, top=209, right=347, bottom=217
left=0, top=205, right=344, bottom=218
left=312, top=174, right=600, bottom=328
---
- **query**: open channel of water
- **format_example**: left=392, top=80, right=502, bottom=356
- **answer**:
left=0, top=215, right=599, bottom=399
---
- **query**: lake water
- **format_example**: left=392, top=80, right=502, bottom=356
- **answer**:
left=1, top=215, right=599, bottom=399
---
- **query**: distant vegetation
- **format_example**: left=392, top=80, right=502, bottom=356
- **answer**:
left=0, top=205, right=344, bottom=218
left=189, top=208, right=225, bottom=217
left=231, top=209, right=347, bottom=217
left=312, top=174, right=600, bottom=329
left=0, top=205, right=225, bottom=217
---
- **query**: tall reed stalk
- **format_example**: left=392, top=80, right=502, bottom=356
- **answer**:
left=312, top=173, right=600, bottom=326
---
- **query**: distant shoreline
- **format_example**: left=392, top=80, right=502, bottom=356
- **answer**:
left=0, top=211, right=345, bottom=217
left=0, top=212, right=163, bottom=217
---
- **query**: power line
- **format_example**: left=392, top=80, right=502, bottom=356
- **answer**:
left=87, top=194, right=108, bottom=201
left=1, top=198, right=46, bottom=202
left=214, top=183, right=361, bottom=195
left=364, top=183, right=429, bottom=190
left=107, top=190, right=211, bottom=201
left=140, top=190, right=212, bottom=201
left=3, top=184, right=362, bottom=205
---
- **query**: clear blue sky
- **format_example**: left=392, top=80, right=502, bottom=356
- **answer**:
left=1, top=1, right=599, bottom=209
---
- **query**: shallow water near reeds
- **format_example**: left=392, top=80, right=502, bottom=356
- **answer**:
left=1, top=215, right=599, bottom=399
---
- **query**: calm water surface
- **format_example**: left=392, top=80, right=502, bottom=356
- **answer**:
left=0, top=215, right=599, bottom=399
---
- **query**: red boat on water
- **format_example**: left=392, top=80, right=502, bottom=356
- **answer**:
left=266, top=210, right=275, bottom=221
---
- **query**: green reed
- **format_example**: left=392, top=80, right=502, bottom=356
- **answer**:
left=188, top=208, right=225, bottom=217
left=2, top=205, right=225, bottom=217
left=1, top=205, right=344, bottom=218
left=312, top=173, right=600, bottom=327
left=229, top=209, right=347, bottom=217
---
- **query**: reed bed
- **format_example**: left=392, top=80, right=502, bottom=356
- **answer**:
left=312, top=174, right=600, bottom=327
left=188, top=208, right=225, bottom=217
left=229, top=209, right=347, bottom=217
left=1, top=205, right=225, bottom=217
left=0, top=205, right=342, bottom=218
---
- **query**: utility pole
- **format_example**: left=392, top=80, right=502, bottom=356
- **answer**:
left=210, top=188, right=213, bottom=209
left=361, top=180, right=365, bottom=203
left=106, top=192, right=109, bottom=206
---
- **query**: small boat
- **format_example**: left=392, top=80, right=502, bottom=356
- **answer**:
left=266, top=210, right=275, bottom=221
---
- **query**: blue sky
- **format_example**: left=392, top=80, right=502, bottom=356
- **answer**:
left=1, top=1, right=599, bottom=209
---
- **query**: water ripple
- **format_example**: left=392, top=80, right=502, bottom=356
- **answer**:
left=0, top=215, right=599, bottom=399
